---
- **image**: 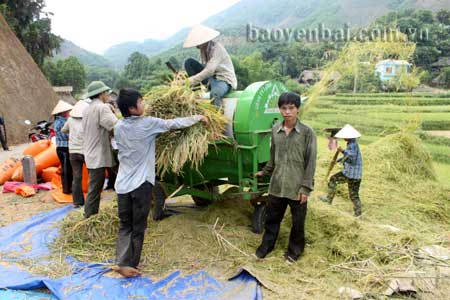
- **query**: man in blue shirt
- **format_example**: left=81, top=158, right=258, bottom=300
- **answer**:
left=113, top=88, right=208, bottom=277
left=321, top=124, right=363, bottom=216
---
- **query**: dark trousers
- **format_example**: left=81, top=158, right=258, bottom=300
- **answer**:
left=106, top=167, right=117, bottom=190
left=56, top=147, right=72, bottom=194
left=106, top=149, right=118, bottom=190
left=116, top=181, right=153, bottom=268
left=69, top=153, right=85, bottom=206
left=185, top=58, right=209, bottom=85
left=0, top=127, right=8, bottom=150
left=327, top=171, right=362, bottom=216
left=260, top=195, right=307, bottom=259
left=184, top=58, right=231, bottom=106
left=84, top=167, right=106, bottom=218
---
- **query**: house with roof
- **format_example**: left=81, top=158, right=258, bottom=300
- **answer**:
left=53, top=86, right=76, bottom=105
left=375, top=60, right=412, bottom=82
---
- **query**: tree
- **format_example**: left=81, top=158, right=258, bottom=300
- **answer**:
left=232, top=56, right=250, bottom=90
left=236, top=51, right=282, bottom=88
left=43, top=56, right=86, bottom=94
left=372, top=10, right=450, bottom=69
left=58, top=57, right=86, bottom=94
left=0, top=0, right=61, bottom=67
left=86, top=66, right=120, bottom=89
left=413, top=10, right=434, bottom=24
left=441, top=67, right=450, bottom=88
left=124, top=52, right=150, bottom=80
left=436, top=10, right=450, bottom=25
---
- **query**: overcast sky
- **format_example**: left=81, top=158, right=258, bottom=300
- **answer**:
left=45, top=0, right=241, bottom=54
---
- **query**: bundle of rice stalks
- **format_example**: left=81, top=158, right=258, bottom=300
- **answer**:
left=144, top=76, right=228, bottom=176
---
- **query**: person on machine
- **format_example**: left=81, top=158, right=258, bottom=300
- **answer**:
left=183, top=24, right=237, bottom=107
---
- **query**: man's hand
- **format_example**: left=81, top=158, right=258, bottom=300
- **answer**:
left=298, top=193, right=309, bottom=204
left=255, top=171, right=264, bottom=177
left=198, top=115, right=210, bottom=126
left=108, top=103, right=116, bottom=114
left=337, top=146, right=344, bottom=153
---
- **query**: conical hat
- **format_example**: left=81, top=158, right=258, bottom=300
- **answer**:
left=70, top=100, right=89, bottom=118
left=51, top=100, right=74, bottom=115
left=183, top=24, right=220, bottom=48
left=335, top=124, right=361, bottom=139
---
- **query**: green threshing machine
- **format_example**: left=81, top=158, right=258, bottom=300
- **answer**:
left=161, top=81, right=288, bottom=233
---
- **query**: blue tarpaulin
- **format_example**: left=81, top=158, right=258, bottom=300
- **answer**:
left=0, top=206, right=262, bottom=300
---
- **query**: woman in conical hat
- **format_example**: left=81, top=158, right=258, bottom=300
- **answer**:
left=52, top=100, right=74, bottom=195
left=51, top=100, right=73, bottom=116
left=183, top=24, right=237, bottom=107
left=62, top=100, right=89, bottom=207
left=321, top=124, right=363, bottom=217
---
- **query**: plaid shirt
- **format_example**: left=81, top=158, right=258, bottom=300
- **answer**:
left=54, top=116, right=69, bottom=148
left=341, top=139, right=362, bottom=180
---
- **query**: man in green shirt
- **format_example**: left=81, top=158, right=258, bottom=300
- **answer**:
left=255, top=92, right=317, bottom=262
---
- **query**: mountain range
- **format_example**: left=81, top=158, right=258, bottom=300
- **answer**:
left=54, top=0, right=450, bottom=69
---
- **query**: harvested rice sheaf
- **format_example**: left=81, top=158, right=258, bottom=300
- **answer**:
left=143, top=78, right=227, bottom=177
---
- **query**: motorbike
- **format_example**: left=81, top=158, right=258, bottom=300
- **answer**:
left=25, top=120, right=55, bottom=142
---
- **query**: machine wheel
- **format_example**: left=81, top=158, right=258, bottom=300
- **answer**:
left=252, top=203, right=267, bottom=234
left=192, top=184, right=219, bottom=207
left=152, top=181, right=167, bottom=221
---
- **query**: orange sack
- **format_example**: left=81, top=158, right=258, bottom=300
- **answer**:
left=23, top=140, right=51, bottom=157
left=51, top=188, right=73, bottom=204
left=12, top=144, right=60, bottom=182
left=0, top=157, right=21, bottom=185
left=15, top=185, right=36, bottom=197
left=41, top=166, right=59, bottom=183
left=82, top=164, right=89, bottom=193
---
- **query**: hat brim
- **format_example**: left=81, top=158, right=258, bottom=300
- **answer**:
left=70, top=101, right=89, bottom=118
left=86, top=86, right=111, bottom=98
left=51, top=100, right=74, bottom=115
left=183, top=31, right=220, bottom=48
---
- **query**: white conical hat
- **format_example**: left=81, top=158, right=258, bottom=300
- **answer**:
left=70, top=100, right=89, bottom=118
left=183, top=24, right=220, bottom=48
left=335, top=124, right=361, bottom=139
left=51, top=100, right=74, bottom=115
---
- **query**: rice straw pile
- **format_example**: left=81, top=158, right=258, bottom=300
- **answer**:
left=52, top=129, right=450, bottom=299
left=144, top=75, right=227, bottom=177
left=365, top=129, right=436, bottom=181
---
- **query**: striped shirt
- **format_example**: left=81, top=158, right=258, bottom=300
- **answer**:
left=341, top=140, right=362, bottom=180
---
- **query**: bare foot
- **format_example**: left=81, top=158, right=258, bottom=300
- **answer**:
left=112, top=265, right=142, bottom=278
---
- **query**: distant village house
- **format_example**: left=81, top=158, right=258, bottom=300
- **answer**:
left=53, top=86, right=76, bottom=105
left=375, top=60, right=412, bottom=82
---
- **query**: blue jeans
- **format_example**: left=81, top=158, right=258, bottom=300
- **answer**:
left=209, top=78, right=230, bottom=107
left=184, top=58, right=231, bottom=107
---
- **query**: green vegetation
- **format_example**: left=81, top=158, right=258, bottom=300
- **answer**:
left=0, top=0, right=61, bottom=67
left=42, top=56, right=86, bottom=94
